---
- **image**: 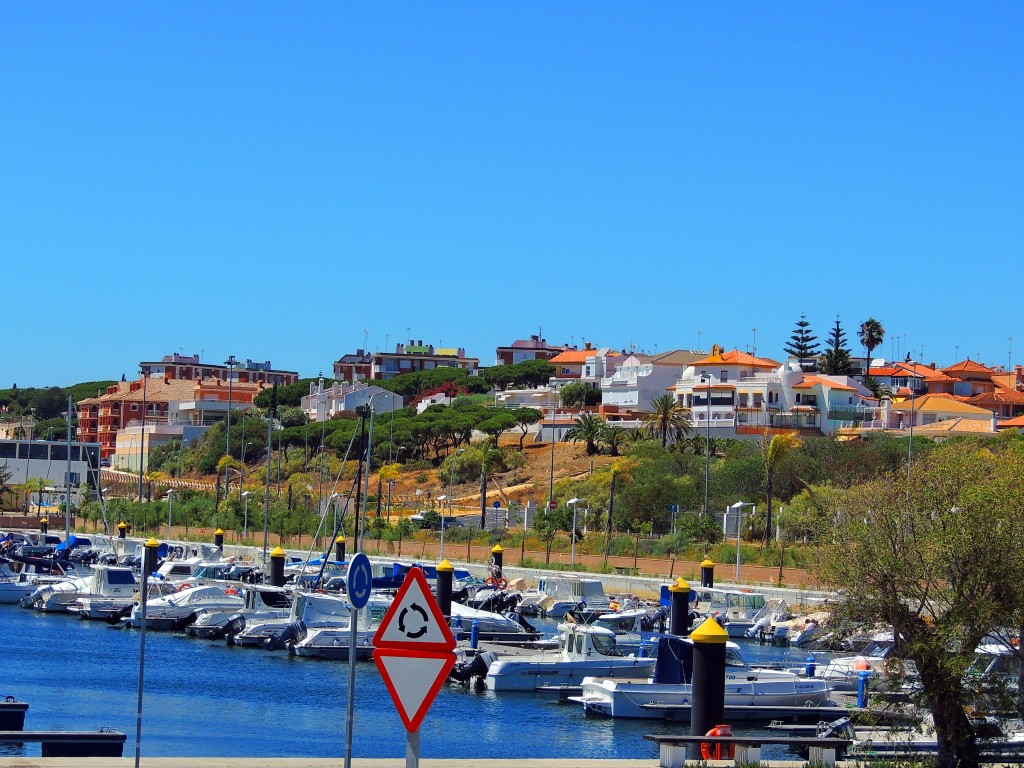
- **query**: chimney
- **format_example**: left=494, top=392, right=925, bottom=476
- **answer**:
left=585, top=341, right=593, bottom=350
left=930, top=362, right=936, bottom=369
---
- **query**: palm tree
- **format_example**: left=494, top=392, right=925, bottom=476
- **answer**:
left=643, top=394, right=693, bottom=448
left=858, top=317, right=886, bottom=381
left=601, top=426, right=629, bottom=457
left=565, top=413, right=606, bottom=456
left=761, top=432, right=802, bottom=544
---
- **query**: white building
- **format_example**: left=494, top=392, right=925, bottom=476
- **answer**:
left=300, top=378, right=402, bottom=422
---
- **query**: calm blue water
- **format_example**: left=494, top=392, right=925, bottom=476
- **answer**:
left=1, top=605, right=814, bottom=760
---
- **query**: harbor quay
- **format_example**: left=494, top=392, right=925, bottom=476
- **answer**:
left=0, top=760, right=823, bottom=768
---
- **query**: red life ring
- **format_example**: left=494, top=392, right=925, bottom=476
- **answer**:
left=700, top=724, right=734, bottom=760
left=485, top=577, right=497, bottom=587
left=496, top=578, right=508, bottom=589
left=177, top=583, right=192, bottom=592
left=224, top=588, right=238, bottom=596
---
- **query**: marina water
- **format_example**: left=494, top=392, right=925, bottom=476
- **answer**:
left=2, top=604, right=815, bottom=760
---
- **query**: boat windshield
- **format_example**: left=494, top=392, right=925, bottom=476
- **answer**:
left=725, top=647, right=749, bottom=668
left=596, top=614, right=638, bottom=633
left=591, top=632, right=623, bottom=657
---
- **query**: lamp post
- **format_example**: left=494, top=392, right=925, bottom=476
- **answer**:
left=567, top=497, right=582, bottom=566
left=224, top=355, right=237, bottom=456
left=729, top=501, right=756, bottom=582
left=533, top=392, right=556, bottom=509
left=240, top=491, right=251, bottom=540
left=137, top=366, right=150, bottom=503
left=165, top=489, right=175, bottom=538
left=358, top=391, right=397, bottom=552
left=440, top=448, right=465, bottom=561
left=702, top=375, right=712, bottom=517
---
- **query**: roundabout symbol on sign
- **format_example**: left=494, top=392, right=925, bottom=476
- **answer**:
left=398, top=603, right=429, bottom=639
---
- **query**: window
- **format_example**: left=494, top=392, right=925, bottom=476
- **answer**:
left=131, top=404, right=138, bottom=411
left=721, top=370, right=728, bottom=382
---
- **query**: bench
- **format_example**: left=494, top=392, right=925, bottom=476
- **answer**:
left=0, top=729, right=127, bottom=757
left=644, top=734, right=852, bottom=767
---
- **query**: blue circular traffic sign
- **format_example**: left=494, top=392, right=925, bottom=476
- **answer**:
left=347, top=552, right=373, bottom=610
left=493, top=501, right=501, bottom=508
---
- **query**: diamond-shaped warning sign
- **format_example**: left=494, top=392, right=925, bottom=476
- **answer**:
left=373, top=648, right=456, bottom=732
left=373, top=567, right=456, bottom=652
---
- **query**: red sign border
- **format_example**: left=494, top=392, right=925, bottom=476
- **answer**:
left=373, top=648, right=457, bottom=732
left=372, top=566, right=456, bottom=652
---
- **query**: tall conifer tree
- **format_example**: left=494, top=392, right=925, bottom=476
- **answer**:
left=783, top=313, right=820, bottom=370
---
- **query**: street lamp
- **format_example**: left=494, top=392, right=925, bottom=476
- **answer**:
left=359, top=391, right=399, bottom=552
left=729, top=501, right=756, bottom=582
left=532, top=392, right=557, bottom=509
left=240, top=491, right=251, bottom=540
left=224, top=355, right=238, bottom=456
left=137, top=366, right=150, bottom=503
left=165, top=489, right=176, bottom=538
left=567, top=498, right=583, bottom=566
left=701, top=375, right=712, bottom=517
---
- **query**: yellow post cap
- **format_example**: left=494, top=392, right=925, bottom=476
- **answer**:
left=270, top=546, right=286, bottom=558
left=491, top=544, right=504, bottom=553
left=669, top=577, right=690, bottom=592
left=215, top=528, right=224, bottom=535
left=118, top=522, right=127, bottom=529
left=145, top=537, right=160, bottom=548
left=40, top=518, right=48, bottom=524
left=436, top=559, right=455, bottom=572
left=335, top=535, right=345, bottom=544
left=690, top=615, right=729, bottom=644
left=701, top=559, right=715, bottom=568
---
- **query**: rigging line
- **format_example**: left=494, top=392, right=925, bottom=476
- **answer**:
left=293, top=427, right=359, bottom=588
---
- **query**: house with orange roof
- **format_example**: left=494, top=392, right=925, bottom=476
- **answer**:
left=888, top=392, right=995, bottom=431
left=671, top=345, right=875, bottom=438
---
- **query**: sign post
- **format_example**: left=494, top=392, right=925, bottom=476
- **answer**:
left=344, top=553, right=373, bottom=768
left=372, top=567, right=456, bottom=768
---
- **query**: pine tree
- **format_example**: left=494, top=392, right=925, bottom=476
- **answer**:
left=783, top=313, right=820, bottom=370
left=819, top=317, right=854, bottom=375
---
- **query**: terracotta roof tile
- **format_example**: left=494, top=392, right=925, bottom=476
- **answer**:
left=692, top=348, right=780, bottom=368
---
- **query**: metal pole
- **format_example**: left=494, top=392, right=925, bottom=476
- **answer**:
left=65, top=396, right=72, bottom=541
left=225, top=356, right=236, bottom=457
left=343, top=608, right=359, bottom=768
left=137, top=368, right=148, bottom=503
left=133, top=550, right=151, bottom=768
left=703, top=376, right=711, bottom=516
left=166, top=491, right=174, bottom=538
left=548, top=403, right=555, bottom=509
left=359, top=400, right=376, bottom=551
left=571, top=502, right=578, bottom=565
left=264, top=412, right=273, bottom=563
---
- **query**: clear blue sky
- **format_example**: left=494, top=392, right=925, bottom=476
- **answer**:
left=3, top=4, right=1021, bottom=387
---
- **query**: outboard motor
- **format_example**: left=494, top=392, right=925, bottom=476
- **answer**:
left=448, top=650, right=498, bottom=690
left=221, top=613, right=247, bottom=640
left=107, top=603, right=135, bottom=625
left=170, top=610, right=199, bottom=631
left=265, top=620, right=307, bottom=651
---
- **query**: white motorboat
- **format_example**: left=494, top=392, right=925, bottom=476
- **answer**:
left=691, top=587, right=773, bottom=638
left=483, top=622, right=656, bottom=692
left=517, top=575, right=611, bottom=618
left=566, top=607, right=661, bottom=656
left=22, top=564, right=137, bottom=614
left=813, top=635, right=897, bottom=691
left=186, top=585, right=293, bottom=640
left=289, top=607, right=378, bottom=660
left=570, top=634, right=833, bottom=719
left=243, top=589, right=358, bottom=650
left=124, top=584, right=244, bottom=630
left=0, top=561, right=37, bottom=605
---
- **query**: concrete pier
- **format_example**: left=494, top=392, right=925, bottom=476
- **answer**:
left=0, top=759, right=660, bottom=768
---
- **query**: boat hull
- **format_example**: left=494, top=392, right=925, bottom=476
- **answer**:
left=573, top=676, right=833, bottom=719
